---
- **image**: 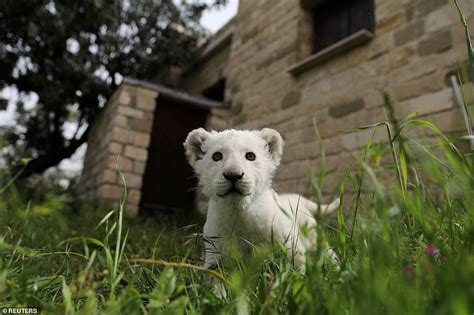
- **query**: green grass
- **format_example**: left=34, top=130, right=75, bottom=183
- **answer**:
left=1, top=1, right=473, bottom=314
left=1, top=111, right=473, bottom=315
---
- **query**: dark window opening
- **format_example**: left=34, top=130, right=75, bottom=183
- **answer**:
left=312, top=0, right=375, bottom=53
left=202, top=78, right=226, bottom=102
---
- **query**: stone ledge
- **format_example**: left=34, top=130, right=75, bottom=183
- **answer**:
left=288, top=30, right=374, bottom=76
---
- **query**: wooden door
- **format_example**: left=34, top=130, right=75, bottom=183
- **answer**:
left=140, top=101, right=207, bottom=215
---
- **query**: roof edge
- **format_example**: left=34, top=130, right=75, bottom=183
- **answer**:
left=199, top=18, right=234, bottom=60
left=122, top=77, right=230, bottom=110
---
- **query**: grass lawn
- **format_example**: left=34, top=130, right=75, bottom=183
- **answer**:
left=1, top=108, right=473, bottom=314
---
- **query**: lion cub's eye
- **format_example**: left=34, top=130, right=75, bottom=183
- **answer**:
left=245, top=152, right=256, bottom=161
left=212, top=152, right=223, bottom=161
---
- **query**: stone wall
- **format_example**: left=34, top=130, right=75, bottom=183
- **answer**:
left=179, top=25, right=233, bottom=131
left=183, top=0, right=473, bottom=199
left=79, top=84, right=158, bottom=216
left=80, top=0, right=473, bottom=215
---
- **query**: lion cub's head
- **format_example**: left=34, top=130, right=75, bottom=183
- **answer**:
left=184, top=128, right=284, bottom=201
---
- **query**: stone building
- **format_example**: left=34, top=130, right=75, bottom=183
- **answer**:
left=79, top=0, right=473, bottom=216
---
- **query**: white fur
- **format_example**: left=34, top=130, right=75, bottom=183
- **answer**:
left=184, top=128, right=339, bottom=273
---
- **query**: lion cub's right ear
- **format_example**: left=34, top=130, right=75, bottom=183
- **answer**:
left=184, top=128, right=210, bottom=167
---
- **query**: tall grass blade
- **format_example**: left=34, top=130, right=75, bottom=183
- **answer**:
left=453, top=0, right=474, bottom=82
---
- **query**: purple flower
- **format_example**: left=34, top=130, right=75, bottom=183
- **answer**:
left=425, top=244, right=440, bottom=258
left=268, top=281, right=274, bottom=290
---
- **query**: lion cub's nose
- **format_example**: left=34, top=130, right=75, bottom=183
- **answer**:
left=223, top=172, right=244, bottom=183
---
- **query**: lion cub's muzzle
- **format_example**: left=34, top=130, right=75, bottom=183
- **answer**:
left=217, top=171, right=251, bottom=197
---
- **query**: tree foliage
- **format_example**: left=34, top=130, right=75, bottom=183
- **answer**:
left=0, top=0, right=224, bottom=177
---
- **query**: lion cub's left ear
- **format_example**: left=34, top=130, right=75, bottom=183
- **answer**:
left=259, top=128, right=284, bottom=164
left=184, top=128, right=210, bottom=168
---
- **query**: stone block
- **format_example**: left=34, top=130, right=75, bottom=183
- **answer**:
left=342, top=128, right=388, bottom=151
left=118, top=89, right=132, bottom=105
left=397, top=88, right=453, bottom=118
left=122, top=172, right=143, bottom=189
left=232, top=113, right=248, bottom=126
left=414, top=0, right=448, bottom=17
left=136, top=94, right=156, bottom=112
left=133, top=132, right=151, bottom=148
left=128, top=189, right=142, bottom=204
left=425, top=109, right=465, bottom=133
left=103, top=169, right=117, bottom=184
left=129, top=117, right=154, bottom=133
left=111, top=127, right=129, bottom=143
left=418, top=30, right=453, bottom=56
left=329, top=98, right=365, bottom=118
left=277, top=160, right=315, bottom=181
left=108, top=142, right=123, bottom=155
left=124, top=145, right=149, bottom=161
left=281, top=90, right=302, bottom=109
left=393, top=73, right=444, bottom=101
left=275, top=179, right=309, bottom=196
left=391, top=59, right=437, bottom=82
left=367, top=33, right=391, bottom=60
left=118, top=105, right=145, bottom=119
left=283, top=141, right=320, bottom=163
left=391, top=46, right=415, bottom=69
left=133, top=161, right=147, bottom=174
left=425, top=6, right=458, bottom=34
left=256, top=42, right=296, bottom=70
left=107, top=156, right=134, bottom=172
left=394, top=20, right=424, bottom=46
left=329, top=69, right=355, bottom=90
left=113, top=114, right=128, bottom=127
left=376, top=10, right=406, bottom=35
left=363, top=90, right=385, bottom=109
left=98, top=184, right=123, bottom=200
left=231, top=101, right=243, bottom=115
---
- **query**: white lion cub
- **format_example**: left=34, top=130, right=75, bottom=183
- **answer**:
left=184, top=128, right=339, bottom=272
